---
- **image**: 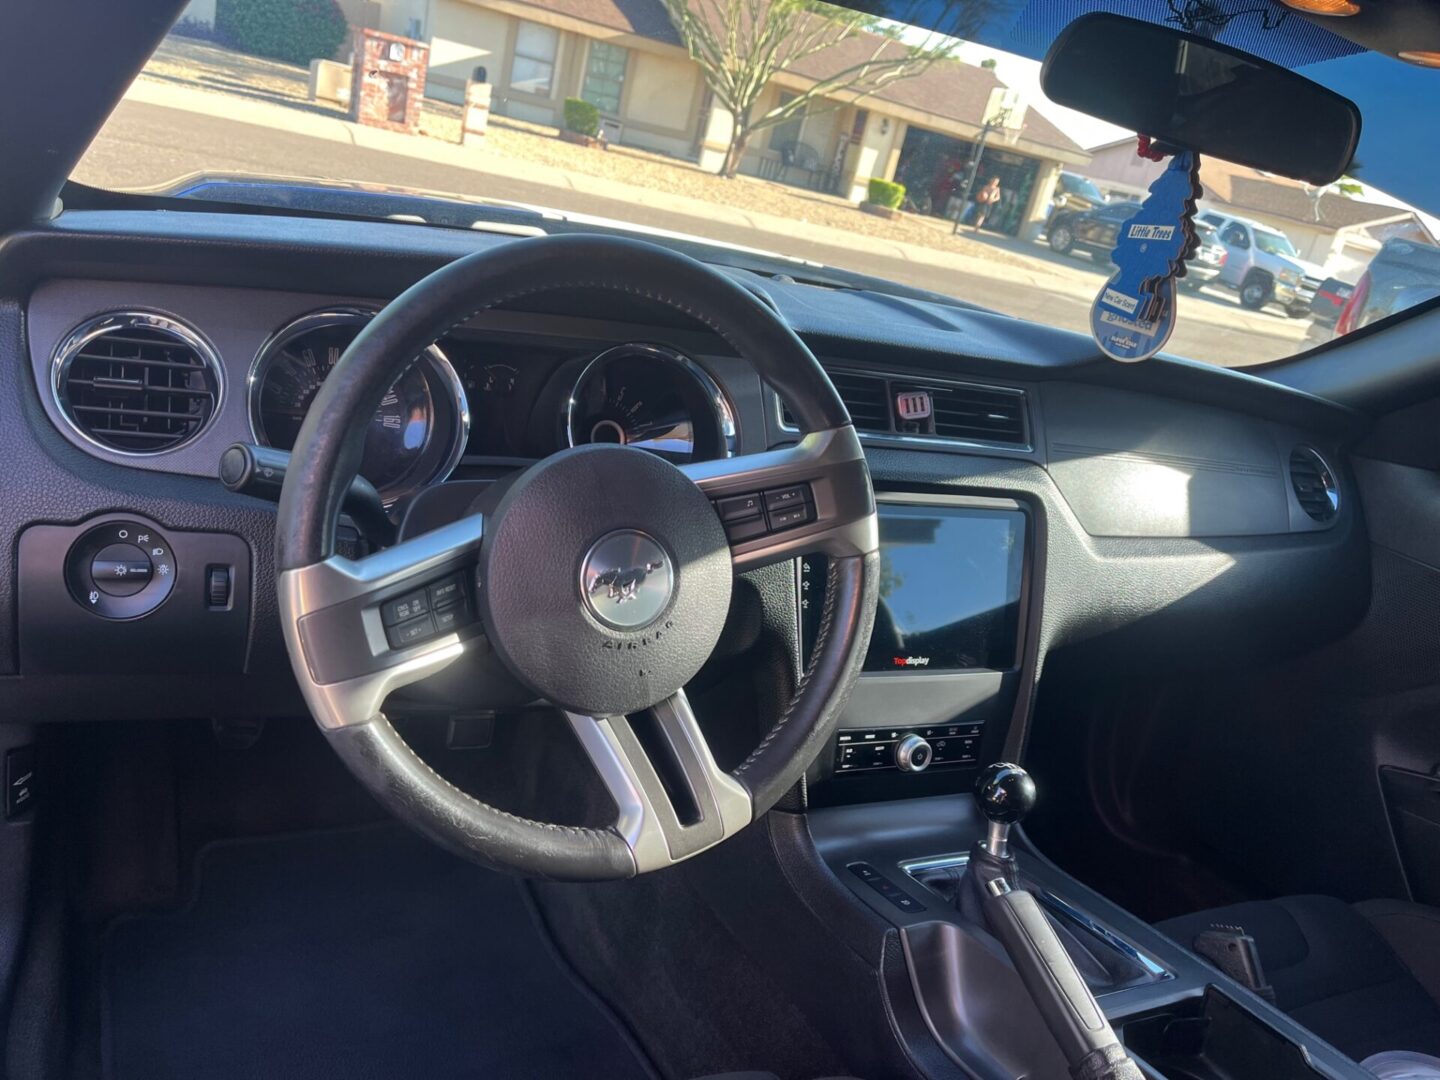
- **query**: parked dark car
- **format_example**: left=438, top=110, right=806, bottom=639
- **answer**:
left=1335, top=238, right=1440, bottom=337
left=1043, top=171, right=1108, bottom=225
left=1311, top=277, right=1356, bottom=326
left=1046, top=201, right=1140, bottom=260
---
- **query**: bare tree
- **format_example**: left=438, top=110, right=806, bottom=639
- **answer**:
left=663, top=0, right=966, bottom=178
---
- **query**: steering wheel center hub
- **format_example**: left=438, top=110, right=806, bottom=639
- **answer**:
left=580, top=529, right=674, bottom=630
left=477, top=444, right=732, bottom=716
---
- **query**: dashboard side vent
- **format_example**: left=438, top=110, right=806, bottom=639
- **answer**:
left=1289, top=447, right=1339, bottom=522
left=53, top=313, right=222, bottom=454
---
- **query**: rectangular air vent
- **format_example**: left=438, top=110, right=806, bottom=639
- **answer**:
left=781, top=369, right=1028, bottom=449
left=922, top=382, right=1027, bottom=445
left=781, top=371, right=889, bottom=433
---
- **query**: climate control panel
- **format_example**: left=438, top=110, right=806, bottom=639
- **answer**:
left=834, top=722, right=984, bottom=775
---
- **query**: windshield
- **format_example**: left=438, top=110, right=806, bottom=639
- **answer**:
left=1062, top=174, right=1106, bottom=203
left=1254, top=230, right=1299, bottom=258
left=73, top=2, right=1438, bottom=368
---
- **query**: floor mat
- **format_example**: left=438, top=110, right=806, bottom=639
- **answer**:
left=102, top=825, right=655, bottom=1080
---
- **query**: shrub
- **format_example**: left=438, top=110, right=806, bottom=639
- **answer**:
left=215, top=0, right=349, bottom=66
left=563, top=98, right=601, bottom=138
left=866, top=177, right=906, bottom=210
left=170, top=17, right=231, bottom=45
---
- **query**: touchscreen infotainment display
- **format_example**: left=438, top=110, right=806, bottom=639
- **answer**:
left=800, top=503, right=1026, bottom=673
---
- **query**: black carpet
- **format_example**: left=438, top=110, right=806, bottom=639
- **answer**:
left=102, top=825, right=655, bottom=1080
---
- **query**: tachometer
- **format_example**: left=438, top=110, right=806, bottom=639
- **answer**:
left=565, top=344, right=734, bottom=464
left=250, top=310, right=468, bottom=502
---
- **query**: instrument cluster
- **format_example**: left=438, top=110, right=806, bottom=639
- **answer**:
left=247, top=312, right=736, bottom=503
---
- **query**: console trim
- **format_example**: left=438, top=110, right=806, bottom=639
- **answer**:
left=901, top=851, right=1173, bottom=986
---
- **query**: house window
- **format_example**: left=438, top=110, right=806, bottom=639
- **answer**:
left=581, top=42, right=628, bottom=116
left=770, top=91, right=806, bottom=154
left=511, top=21, right=559, bottom=96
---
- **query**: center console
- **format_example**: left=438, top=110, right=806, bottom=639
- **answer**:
left=804, top=493, right=1032, bottom=803
left=807, top=784, right=1372, bottom=1080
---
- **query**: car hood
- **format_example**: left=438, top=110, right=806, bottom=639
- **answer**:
left=146, top=172, right=987, bottom=312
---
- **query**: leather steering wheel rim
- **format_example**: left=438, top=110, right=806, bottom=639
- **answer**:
left=275, top=235, right=879, bottom=880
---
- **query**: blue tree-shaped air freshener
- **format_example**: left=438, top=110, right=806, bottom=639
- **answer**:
left=1091, top=150, right=1199, bottom=362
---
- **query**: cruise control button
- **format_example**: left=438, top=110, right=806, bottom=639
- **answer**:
left=386, top=613, right=436, bottom=650
left=768, top=504, right=814, bottom=531
left=381, top=590, right=429, bottom=627
left=427, top=574, right=464, bottom=610
left=432, top=603, right=471, bottom=634
left=764, top=484, right=810, bottom=511
left=717, top=493, right=763, bottom=521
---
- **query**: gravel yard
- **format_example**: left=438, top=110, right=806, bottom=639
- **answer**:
left=141, top=36, right=1027, bottom=266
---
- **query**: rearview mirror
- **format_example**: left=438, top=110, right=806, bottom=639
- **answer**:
left=1041, top=14, right=1360, bottom=185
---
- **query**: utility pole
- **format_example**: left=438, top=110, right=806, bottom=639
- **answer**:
left=951, top=107, right=1007, bottom=236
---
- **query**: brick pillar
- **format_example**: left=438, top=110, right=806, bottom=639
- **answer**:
left=349, top=28, right=429, bottom=134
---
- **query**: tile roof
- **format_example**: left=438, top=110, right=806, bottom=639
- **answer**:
left=517, top=0, right=683, bottom=45
left=501, top=0, right=1083, bottom=155
left=1200, top=157, right=1407, bottom=229
left=783, top=34, right=1081, bottom=154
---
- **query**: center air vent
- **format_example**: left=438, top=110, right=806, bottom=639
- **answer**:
left=1289, top=447, right=1339, bottom=522
left=781, top=368, right=1028, bottom=448
left=53, top=313, right=222, bottom=454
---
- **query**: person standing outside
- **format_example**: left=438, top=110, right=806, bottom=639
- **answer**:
left=969, top=176, right=1002, bottom=231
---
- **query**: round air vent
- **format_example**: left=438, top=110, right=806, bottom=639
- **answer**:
left=52, top=313, right=222, bottom=455
left=1289, top=447, right=1340, bottom=523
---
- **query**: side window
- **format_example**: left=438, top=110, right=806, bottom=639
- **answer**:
left=1222, top=225, right=1249, bottom=249
left=510, top=21, right=560, bottom=96
left=1200, top=213, right=1225, bottom=227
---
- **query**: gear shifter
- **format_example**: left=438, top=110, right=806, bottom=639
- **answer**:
left=966, top=764, right=1144, bottom=1080
left=956, top=762, right=1035, bottom=925
left=977, top=760, right=1035, bottom=859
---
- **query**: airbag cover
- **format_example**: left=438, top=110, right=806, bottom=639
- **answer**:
left=477, top=444, right=731, bottom=715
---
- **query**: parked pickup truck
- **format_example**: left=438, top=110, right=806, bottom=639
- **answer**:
left=1196, top=210, right=1324, bottom=317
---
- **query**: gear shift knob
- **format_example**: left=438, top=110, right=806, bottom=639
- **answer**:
left=975, top=762, right=1035, bottom=858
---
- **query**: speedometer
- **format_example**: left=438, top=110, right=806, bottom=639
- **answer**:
left=249, top=310, right=468, bottom=502
left=565, top=344, right=735, bottom=464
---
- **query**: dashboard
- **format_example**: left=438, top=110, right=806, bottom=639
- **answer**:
left=0, top=210, right=1372, bottom=800
left=36, top=285, right=745, bottom=509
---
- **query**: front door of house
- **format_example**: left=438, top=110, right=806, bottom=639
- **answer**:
left=581, top=42, right=628, bottom=118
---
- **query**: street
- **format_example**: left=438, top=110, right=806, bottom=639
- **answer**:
left=78, top=98, right=1310, bottom=367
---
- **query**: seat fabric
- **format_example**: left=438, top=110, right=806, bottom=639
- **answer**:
left=1157, top=895, right=1440, bottom=1062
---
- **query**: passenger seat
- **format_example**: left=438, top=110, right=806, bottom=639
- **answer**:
left=1157, top=896, right=1440, bottom=1062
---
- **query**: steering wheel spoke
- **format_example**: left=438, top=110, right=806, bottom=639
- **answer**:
left=278, top=513, right=486, bottom=729
left=566, top=690, right=753, bottom=874
left=682, top=425, right=879, bottom=572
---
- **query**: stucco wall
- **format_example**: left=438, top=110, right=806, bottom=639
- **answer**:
left=625, top=51, right=699, bottom=134
left=428, top=0, right=512, bottom=103
left=378, top=0, right=427, bottom=36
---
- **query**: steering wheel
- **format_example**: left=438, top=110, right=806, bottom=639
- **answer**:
left=274, top=235, right=879, bottom=880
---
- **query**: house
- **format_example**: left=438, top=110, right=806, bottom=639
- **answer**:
left=277, top=0, right=1090, bottom=238
left=1078, top=138, right=1435, bottom=280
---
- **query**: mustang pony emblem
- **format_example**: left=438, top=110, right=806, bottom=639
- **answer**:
left=589, top=561, right=664, bottom=604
